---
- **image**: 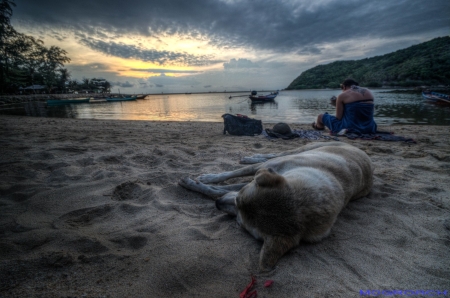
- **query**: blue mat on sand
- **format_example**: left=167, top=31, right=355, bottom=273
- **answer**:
left=263, top=129, right=416, bottom=143
left=332, top=130, right=416, bottom=143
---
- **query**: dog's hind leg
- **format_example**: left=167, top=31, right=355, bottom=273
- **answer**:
left=197, top=164, right=262, bottom=184
left=239, top=154, right=277, bottom=164
left=240, top=141, right=346, bottom=164
left=178, top=177, right=246, bottom=198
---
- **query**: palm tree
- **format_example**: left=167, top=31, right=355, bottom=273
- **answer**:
left=68, top=80, right=78, bottom=93
left=58, top=68, right=70, bottom=93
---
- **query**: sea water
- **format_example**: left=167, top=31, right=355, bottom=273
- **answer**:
left=1, top=90, right=449, bottom=125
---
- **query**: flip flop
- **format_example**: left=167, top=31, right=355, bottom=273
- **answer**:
left=312, top=122, right=325, bottom=131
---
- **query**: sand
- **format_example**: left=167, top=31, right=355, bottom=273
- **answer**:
left=0, top=115, right=449, bottom=297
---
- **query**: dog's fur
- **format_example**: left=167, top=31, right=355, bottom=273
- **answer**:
left=179, top=142, right=373, bottom=271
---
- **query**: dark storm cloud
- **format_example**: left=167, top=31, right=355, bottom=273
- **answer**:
left=297, top=46, right=322, bottom=55
left=79, top=38, right=217, bottom=66
left=12, top=0, right=449, bottom=54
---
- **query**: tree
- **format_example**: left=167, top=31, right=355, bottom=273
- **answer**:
left=68, top=80, right=79, bottom=92
left=0, top=0, right=72, bottom=94
left=286, top=37, right=450, bottom=89
left=58, top=68, right=71, bottom=93
left=104, top=80, right=111, bottom=93
left=0, top=0, right=16, bottom=93
left=37, top=46, right=71, bottom=93
left=80, top=78, right=90, bottom=92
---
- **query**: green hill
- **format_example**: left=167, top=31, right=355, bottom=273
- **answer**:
left=286, top=36, right=450, bottom=89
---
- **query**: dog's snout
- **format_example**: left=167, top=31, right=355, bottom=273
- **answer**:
left=216, top=193, right=238, bottom=216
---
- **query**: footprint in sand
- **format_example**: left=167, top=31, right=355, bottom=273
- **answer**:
left=109, top=235, right=148, bottom=250
left=54, top=204, right=114, bottom=229
left=68, top=237, right=109, bottom=254
left=100, top=155, right=122, bottom=164
left=370, top=146, right=396, bottom=154
left=112, top=181, right=143, bottom=201
left=131, top=154, right=162, bottom=167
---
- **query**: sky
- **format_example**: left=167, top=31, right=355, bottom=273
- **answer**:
left=10, top=0, right=450, bottom=94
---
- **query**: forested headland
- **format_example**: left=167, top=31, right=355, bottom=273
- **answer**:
left=286, top=36, right=450, bottom=90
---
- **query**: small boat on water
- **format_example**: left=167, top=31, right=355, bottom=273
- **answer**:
left=422, top=91, right=450, bottom=104
left=105, top=96, right=137, bottom=102
left=249, top=90, right=279, bottom=102
left=46, top=98, right=90, bottom=106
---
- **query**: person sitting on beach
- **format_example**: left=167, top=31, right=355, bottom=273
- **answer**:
left=312, top=78, right=377, bottom=134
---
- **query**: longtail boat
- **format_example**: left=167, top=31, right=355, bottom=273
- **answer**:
left=105, top=96, right=137, bottom=102
left=46, top=98, right=90, bottom=106
left=422, top=91, right=450, bottom=104
left=249, top=91, right=279, bottom=102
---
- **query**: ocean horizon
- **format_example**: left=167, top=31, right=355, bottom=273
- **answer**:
left=1, top=89, right=449, bottom=125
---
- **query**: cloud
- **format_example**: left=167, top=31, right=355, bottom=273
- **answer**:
left=10, top=0, right=449, bottom=93
left=130, top=68, right=203, bottom=74
left=223, top=58, right=259, bottom=69
left=49, top=30, right=67, bottom=42
left=79, top=38, right=218, bottom=66
left=12, top=0, right=449, bottom=54
left=111, top=81, right=135, bottom=88
left=68, top=63, right=110, bottom=72
left=296, top=46, right=322, bottom=55
left=145, top=73, right=202, bottom=87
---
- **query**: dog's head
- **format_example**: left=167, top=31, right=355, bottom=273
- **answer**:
left=216, top=167, right=303, bottom=271
left=236, top=167, right=302, bottom=237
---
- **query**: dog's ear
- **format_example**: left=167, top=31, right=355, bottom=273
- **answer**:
left=255, top=168, right=285, bottom=187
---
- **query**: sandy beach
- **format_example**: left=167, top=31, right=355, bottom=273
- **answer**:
left=0, top=115, right=449, bottom=297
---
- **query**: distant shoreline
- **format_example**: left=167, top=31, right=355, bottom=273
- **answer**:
left=0, top=87, right=448, bottom=106
left=0, top=90, right=277, bottom=106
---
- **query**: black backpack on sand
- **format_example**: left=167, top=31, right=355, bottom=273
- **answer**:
left=222, top=113, right=263, bottom=136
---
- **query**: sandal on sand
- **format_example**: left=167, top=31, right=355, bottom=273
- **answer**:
left=312, top=122, right=324, bottom=131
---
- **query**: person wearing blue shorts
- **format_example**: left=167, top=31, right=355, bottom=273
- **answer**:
left=312, top=79, right=377, bottom=134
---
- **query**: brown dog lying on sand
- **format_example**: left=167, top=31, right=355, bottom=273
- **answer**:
left=179, top=142, right=373, bottom=271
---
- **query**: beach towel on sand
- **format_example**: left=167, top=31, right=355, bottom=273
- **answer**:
left=322, top=101, right=377, bottom=134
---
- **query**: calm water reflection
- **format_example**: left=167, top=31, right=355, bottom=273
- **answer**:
left=1, top=90, right=449, bottom=125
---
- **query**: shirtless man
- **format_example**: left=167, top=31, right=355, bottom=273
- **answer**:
left=313, top=78, right=377, bottom=133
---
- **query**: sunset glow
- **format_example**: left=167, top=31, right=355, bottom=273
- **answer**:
left=10, top=0, right=449, bottom=93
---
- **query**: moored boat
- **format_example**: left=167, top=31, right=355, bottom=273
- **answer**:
left=249, top=90, right=279, bottom=102
left=46, top=98, right=90, bottom=106
left=105, top=96, right=137, bottom=102
left=422, top=91, right=450, bottom=104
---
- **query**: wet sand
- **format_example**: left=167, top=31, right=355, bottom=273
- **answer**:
left=0, top=115, right=449, bottom=297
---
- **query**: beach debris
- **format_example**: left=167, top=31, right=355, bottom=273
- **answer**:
left=240, top=276, right=257, bottom=298
left=264, top=280, right=274, bottom=288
